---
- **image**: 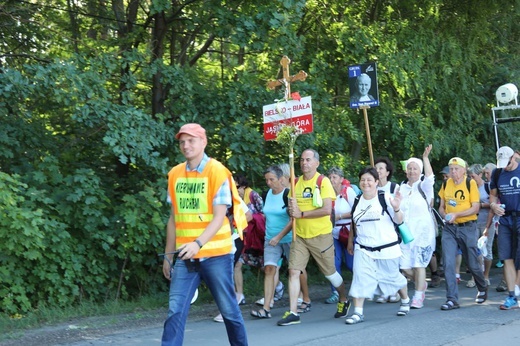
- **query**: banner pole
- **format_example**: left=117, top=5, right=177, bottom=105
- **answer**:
left=361, top=105, right=374, bottom=167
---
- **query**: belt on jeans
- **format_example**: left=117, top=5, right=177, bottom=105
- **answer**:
left=454, top=221, right=475, bottom=227
left=336, top=222, right=351, bottom=226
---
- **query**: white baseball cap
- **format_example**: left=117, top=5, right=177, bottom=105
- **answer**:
left=496, top=146, right=514, bottom=169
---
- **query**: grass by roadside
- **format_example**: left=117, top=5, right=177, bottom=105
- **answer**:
left=0, top=270, right=256, bottom=341
left=0, top=294, right=168, bottom=342
left=0, top=259, right=345, bottom=343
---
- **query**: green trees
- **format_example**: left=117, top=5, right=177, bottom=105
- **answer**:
left=1, top=0, right=519, bottom=313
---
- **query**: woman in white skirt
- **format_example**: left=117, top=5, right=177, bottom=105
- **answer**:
left=345, top=167, right=410, bottom=324
left=399, top=144, right=436, bottom=309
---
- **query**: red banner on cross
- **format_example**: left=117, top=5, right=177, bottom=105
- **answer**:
left=262, top=96, right=313, bottom=140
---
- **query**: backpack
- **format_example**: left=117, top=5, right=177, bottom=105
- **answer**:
left=350, top=190, right=402, bottom=248
left=294, top=174, right=335, bottom=226
left=441, top=176, right=472, bottom=195
left=244, top=187, right=264, bottom=213
left=484, top=181, right=490, bottom=195
left=243, top=213, right=266, bottom=252
left=263, top=188, right=290, bottom=209
left=243, top=189, right=266, bottom=264
left=341, top=178, right=361, bottom=201
left=491, top=168, right=503, bottom=194
left=390, top=181, right=398, bottom=194
left=416, top=179, right=444, bottom=235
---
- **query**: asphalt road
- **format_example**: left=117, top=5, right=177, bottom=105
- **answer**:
left=69, top=268, right=520, bottom=346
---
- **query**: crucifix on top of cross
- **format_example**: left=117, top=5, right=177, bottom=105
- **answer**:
left=267, top=55, right=308, bottom=102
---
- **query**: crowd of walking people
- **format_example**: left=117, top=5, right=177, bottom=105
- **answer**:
left=161, top=123, right=520, bottom=346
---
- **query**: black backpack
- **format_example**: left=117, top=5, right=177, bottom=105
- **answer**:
left=490, top=168, right=503, bottom=194
left=389, top=181, right=398, bottom=194
left=441, top=176, right=472, bottom=195
left=262, top=188, right=290, bottom=209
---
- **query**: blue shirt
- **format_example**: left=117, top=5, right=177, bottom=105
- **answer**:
left=263, top=189, right=292, bottom=243
left=490, top=165, right=520, bottom=226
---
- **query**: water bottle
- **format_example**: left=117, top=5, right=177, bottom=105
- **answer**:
left=493, top=204, right=506, bottom=228
left=398, top=223, right=414, bottom=244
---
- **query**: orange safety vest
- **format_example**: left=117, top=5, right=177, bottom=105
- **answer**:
left=168, top=159, right=246, bottom=258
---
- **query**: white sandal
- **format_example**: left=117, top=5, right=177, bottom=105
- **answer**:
left=397, top=302, right=410, bottom=316
left=345, top=312, right=364, bottom=324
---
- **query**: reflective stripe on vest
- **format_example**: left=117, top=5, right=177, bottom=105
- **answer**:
left=168, top=159, right=233, bottom=258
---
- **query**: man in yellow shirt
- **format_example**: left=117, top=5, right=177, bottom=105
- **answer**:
left=277, top=149, right=350, bottom=326
left=438, top=157, right=488, bottom=311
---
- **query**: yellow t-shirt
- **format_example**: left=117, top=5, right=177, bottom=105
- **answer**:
left=438, top=176, right=480, bottom=223
left=293, top=172, right=336, bottom=238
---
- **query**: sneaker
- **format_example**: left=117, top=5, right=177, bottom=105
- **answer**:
left=496, top=279, right=508, bottom=292
left=255, top=298, right=274, bottom=309
left=411, top=282, right=427, bottom=309
left=277, top=311, right=301, bottom=326
left=325, top=292, right=339, bottom=304
left=430, top=275, right=441, bottom=288
left=466, top=278, right=476, bottom=288
left=411, top=296, right=424, bottom=309
left=496, top=260, right=504, bottom=268
left=213, top=313, right=224, bottom=323
left=274, top=283, right=284, bottom=301
left=397, top=301, right=410, bottom=316
left=499, top=296, right=519, bottom=310
left=334, top=300, right=351, bottom=318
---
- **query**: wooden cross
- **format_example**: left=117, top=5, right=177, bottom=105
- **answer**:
left=266, top=56, right=308, bottom=242
left=267, top=56, right=308, bottom=100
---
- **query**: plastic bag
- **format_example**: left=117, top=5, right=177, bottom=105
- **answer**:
left=477, top=235, right=488, bottom=257
left=312, top=186, right=323, bottom=207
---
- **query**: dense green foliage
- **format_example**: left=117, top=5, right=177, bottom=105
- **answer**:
left=1, top=0, right=519, bottom=314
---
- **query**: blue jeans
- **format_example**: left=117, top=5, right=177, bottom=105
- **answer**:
left=161, top=254, right=248, bottom=346
left=441, top=222, right=487, bottom=302
left=330, top=237, right=353, bottom=294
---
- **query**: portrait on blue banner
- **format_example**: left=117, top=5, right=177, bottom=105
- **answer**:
left=348, top=63, right=379, bottom=109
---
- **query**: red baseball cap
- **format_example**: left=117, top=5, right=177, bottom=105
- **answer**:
left=175, top=123, right=207, bottom=141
